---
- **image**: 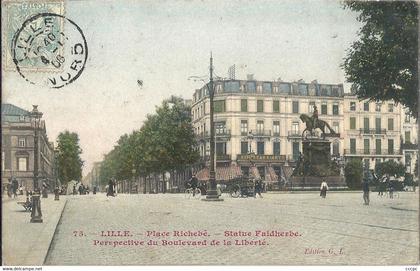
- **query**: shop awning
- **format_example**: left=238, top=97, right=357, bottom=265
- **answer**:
left=196, top=165, right=242, bottom=182
left=265, top=167, right=279, bottom=183
left=281, top=166, right=294, bottom=184
left=249, top=166, right=261, bottom=180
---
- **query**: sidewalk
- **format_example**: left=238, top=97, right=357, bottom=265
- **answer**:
left=2, top=194, right=67, bottom=266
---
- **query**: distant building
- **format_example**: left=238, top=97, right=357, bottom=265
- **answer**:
left=83, top=161, right=102, bottom=191
left=400, top=108, right=418, bottom=176
left=1, top=104, right=56, bottom=191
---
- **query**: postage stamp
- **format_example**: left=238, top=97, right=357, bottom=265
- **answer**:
left=2, top=0, right=65, bottom=71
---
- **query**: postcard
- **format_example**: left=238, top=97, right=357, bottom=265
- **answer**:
left=1, top=0, right=419, bottom=269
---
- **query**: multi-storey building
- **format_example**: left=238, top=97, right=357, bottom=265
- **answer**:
left=2, top=104, right=56, bottom=191
left=191, top=79, right=418, bottom=187
left=343, top=94, right=404, bottom=170
left=83, top=161, right=102, bottom=191
left=400, top=108, right=418, bottom=176
left=192, top=79, right=345, bottom=185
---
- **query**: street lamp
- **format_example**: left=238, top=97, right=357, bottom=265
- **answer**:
left=190, top=53, right=222, bottom=201
left=30, top=105, right=43, bottom=223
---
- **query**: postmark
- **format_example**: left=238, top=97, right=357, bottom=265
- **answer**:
left=11, top=13, right=88, bottom=88
left=1, top=0, right=65, bottom=71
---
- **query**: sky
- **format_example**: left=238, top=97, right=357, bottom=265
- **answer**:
left=2, top=0, right=362, bottom=176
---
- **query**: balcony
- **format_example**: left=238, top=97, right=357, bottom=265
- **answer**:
left=359, top=128, right=387, bottom=135
left=216, top=154, right=231, bottom=161
left=195, top=130, right=231, bottom=141
left=251, top=130, right=271, bottom=137
left=402, top=143, right=418, bottom=150
left=344, top=149, right=401, bottom=156
left=287, top=130, right=301, bottom=139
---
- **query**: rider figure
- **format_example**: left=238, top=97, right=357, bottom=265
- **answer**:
left=312, top=105, right=319, bottom=131
left=189, top=174, right=198, bottom=196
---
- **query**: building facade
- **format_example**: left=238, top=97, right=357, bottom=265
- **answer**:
left=400, top=108, right=419, bottom=176
left=191, top=79, right=418, bottom=187
left=1, top=104, right=56, bottom=191
left=192, top=79, right=345, bottom=186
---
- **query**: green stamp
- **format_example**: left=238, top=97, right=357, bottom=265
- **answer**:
left=2, top=0, right=64, bottom=71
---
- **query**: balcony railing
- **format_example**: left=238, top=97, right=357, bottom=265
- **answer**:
left=402, top=143, right=418, bottom=150
left=251, top=130, right=271, bottom=137
left=344, top=149, right=400, bottom=155
left=287, top=130, right=301, bottom=138
left=359, top=128, right=387, bottom=135
left=195, top=130, right=231, bottom=139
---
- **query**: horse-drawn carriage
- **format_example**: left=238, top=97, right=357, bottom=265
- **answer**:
left=226, top=177, right=255, bottom=198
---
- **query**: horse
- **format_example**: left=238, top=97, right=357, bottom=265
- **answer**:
left=299, top=114, right=336, bottom=139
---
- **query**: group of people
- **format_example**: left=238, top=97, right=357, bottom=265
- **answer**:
left=72, top=183, right=91, bottom=195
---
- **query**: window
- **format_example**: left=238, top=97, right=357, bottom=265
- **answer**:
left=405, top=112, right=411, bottom=123
left=298, top=84, right=308, bottom=95
left=214, top=100, right=225, bottom=113
left=224, top=81, right=240, bottom=92
left=278, top=83, right=290, bottom=94
left=375, top=103, right=381, bottom=112
left=350, top=139, right=356, bottom=154
left=333, top=122, right=339, bottom=133
left=388, top=139, right=394, bottom=154
left=388, top=103, right=394, bottom=112
left=257, top=142, right=265, bottom=155
left=309, top=102, right=315, bottom=113
left=246, top=81, right=256, bottom=93
left=273, top=121, right=280, bottom=136
left=292, top=142, right=300, bottom=160
left=262, top=82, right=272, bottom=94
left=350, top=117, right=356, bottom=130
left=215, top=122, right=226, bottom=135
left=388, top=118, right=394, bottom=131
left=363, top=118, right=370, bottom=132
left=332, top=104, right=339, bottom=115
left=216, top=142, right=227, bottom=155
left=332, top=142, right=339, bottom=156
left=18, top=157, right=27, bottom=171
left=241, top=99, right=247, bottom=112
left=273, top=142, right=280, bottom=155
left=257, top=120, right=264, bottom=133
left=19, top=115, right=25, bottom=122
left=375, top=118, right=381, bottom=133
left=292, top=101, right=299, bottom=113
left=292, top=122, right=299, bottom=134
left=364, top=102, right=369, bottom=112
left=18, top=138, right=26, bottom=147
left=320, top=85, right=331, bottom=96
left=240, top=120, right=248, bottom=135
left=405, top=131, right=411, bottom=143
left=321, top=104, right=327, bottom=115
left=241, top=142, right=248, bottom=154
left=257, top=100, right=264, bottom=112
left=350, top=102, right=356, bottom=111
left=364, top=139, right=370, bottom=154
left=375, top=139, right=381, bottom=154
left=273, top=100, right=280, bottom=113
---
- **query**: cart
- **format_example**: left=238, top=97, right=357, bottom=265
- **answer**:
left=228, top=178, right=255, bottom=198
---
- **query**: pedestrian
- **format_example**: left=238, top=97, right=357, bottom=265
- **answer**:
left=78, top=184, right=83, bottom=195
left=11, top=178, right=19, bottom=198
left=320, top=179, right=328, bottom=198
left=73, top=184, right=77, bottom=195
left=362, top=178, right=370, bottom=205
left=254, top=178, right=263, bottom=198
left=388, top=181, right=394, bottom=199
left=189, top=174, right=198, bottom=196
left=19, top=184, right=24, bottom=195
left=107, top=178, right=115, bottom=197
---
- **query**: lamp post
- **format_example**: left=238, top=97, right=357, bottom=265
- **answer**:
left=30, top=105, right=43, bottom=223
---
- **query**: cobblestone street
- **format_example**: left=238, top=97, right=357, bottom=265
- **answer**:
left=44, top=192, right=419, bottom=265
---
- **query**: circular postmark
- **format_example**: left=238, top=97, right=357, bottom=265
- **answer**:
left=12, top=13, right=88, bottom=88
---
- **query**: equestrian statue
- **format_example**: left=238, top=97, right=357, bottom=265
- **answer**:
left=300, top=105, right=336, bottom=139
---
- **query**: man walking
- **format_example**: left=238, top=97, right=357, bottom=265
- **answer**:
left=362, top=178, right=370, bottom=205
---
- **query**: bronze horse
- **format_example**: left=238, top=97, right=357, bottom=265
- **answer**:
left=300, top=114, right=336, bottom=139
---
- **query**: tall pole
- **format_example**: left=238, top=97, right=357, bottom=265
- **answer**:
left=30, top=105, right=43, bottom=223
left=204, top=53, right=223, bottom=201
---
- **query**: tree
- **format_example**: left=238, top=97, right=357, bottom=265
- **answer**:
left=56, top=131, right=84, bottom=183
left=343, top=1, right=418, bottom=118
left=374, top=160, right=405, bottom=178
left=344, top=159, right=363, bottom=189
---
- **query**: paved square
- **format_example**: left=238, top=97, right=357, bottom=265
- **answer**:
left=44, top=192, right=419, bottom=265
